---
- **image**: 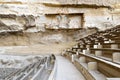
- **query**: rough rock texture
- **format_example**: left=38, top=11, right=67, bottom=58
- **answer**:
left=0, top=29, right=96, bottom=46
left=0, top=0, right=119, bottom=46
left=0, top=0, right=119, bottom=6
left=0, top=55, right=42, bottom=68
left=41, top=0, right=120, bottom=8
left=0, top=1, right=119, bottom=32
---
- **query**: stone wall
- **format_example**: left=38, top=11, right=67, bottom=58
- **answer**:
left=0, top=3, right=120, bottom=32
left=0, top=0, right=119, bottom=6
left=0, top=0, right=119, bottom=46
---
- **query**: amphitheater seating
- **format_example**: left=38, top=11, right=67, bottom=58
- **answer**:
left=0, top=68, right=19, bottom=79
left=63, top=26, right=120, bottom=80
left=3, top=56, right=54, bottom=80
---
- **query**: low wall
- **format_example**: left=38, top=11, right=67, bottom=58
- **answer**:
left=48, top=59, right=57, bottom=80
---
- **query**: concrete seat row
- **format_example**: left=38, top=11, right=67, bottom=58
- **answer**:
left=63, top=26, right=120, bottom=80
left=5, top=56, right=55, bottom=80
left=64, top=50, right=120, bottom=80
left=0, top=68, right=19, bottom=79
left=5, top=57, right=47, bottom=80
left=71, top=47, right=120, bottom=64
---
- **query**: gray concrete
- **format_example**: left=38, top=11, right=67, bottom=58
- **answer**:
left=56, top=56, right=86, bottom=80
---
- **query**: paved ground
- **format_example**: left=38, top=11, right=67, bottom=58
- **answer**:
left=56, top=56, right=86, bottom=80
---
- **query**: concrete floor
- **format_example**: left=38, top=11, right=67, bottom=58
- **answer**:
left=56, top=56, right=86, bottom=80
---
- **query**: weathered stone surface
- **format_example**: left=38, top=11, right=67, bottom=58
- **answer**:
left=0, top=0, right=119, bottom=6
left=0, top=3, right=119, bottom=32
left=0, top=0, right=119, bottom=45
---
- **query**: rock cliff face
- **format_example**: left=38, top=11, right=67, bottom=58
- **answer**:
left=0, top=0, right=119, bottom=32
left=0, top=0, right=119, bottom=46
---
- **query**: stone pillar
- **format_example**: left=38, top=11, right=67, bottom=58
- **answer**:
left=95, top=51, right=102, bottom=56
left=86, top=45, right=90, bottom=48
left=76, top=51, right=79, bottom=55
left=79, top=57, right=86, bottom=63
left=88, top=62, right=97, bottom=70
left=94, top=43, right=102, bottom=48
left=73, top=49, right=76, bottom=52
left=45, top=60, right=48, bottom=69
left=82, top=49, right=90, bottom=54
left=72, top=54, right=75, bottom=62
left=97, top=43, right=102, bottom=48
left=113, top=52, right=120, bottom=62
left=111, top=44, right=118, bottom=49
left=61, top=50, right=66, bottom=56
left=80, top=45, right=84, bottom=48
left=78, top=49, right=81, bottom=52
left=74, top=45, right=78, bottom=48
left=94, top=45, right=98, bottom=48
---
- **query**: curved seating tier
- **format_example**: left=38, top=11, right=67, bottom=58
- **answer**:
left=63, top=26, right=120, bottom=80
left=0, top=55, right=56, bottom=80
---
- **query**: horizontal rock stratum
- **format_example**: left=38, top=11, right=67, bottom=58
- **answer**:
left=0, top=0, right=119, bottom=46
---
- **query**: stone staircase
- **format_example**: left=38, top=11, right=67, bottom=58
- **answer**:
left=63, top=26, right=120, bottom=80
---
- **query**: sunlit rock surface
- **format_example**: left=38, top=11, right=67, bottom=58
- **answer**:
left=0, top=0, right=119, bottom=32
left=0, top=0, right=119, bottom=54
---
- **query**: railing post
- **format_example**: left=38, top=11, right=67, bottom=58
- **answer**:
left=113, top=52, right=120, bottom=62
left=111, top=44, right=118, bottom=49
left=95, top=51, right=102, bottom=56
left=79, top=57, right=86, bottom=63
left=88, top=62, right=97, bottom=70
